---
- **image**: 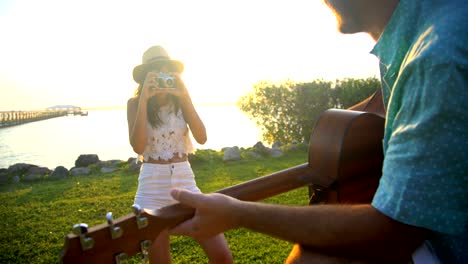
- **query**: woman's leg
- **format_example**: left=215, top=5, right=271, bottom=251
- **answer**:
left=197, top=233, right=233, bottom=264
left=149, top=229, right=171, bottom=264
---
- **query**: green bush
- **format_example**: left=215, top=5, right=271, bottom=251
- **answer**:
left=238, top=77, right=380, bottom=144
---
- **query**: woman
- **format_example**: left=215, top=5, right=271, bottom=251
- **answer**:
left=127, top=45, right=233, bottom=264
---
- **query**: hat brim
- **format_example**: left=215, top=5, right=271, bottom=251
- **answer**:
left=133, top=60, right=184, bottom=84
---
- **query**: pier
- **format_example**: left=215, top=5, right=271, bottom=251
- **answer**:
left=0, top=110, right=68, bottom=128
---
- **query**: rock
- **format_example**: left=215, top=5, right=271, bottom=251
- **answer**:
left=223, top=146, right=241, bottom=161
left=272, top=141, right=283, bottom=149
left=23, top=166, right=51, bottom=182
left=0, top=172, right=9, bottom=185
left=98, top=160, right=122, bottom=166
left=128, top=158, right=142, bottom=171
left=70, top=167, right=92, bottom=176
left=268, top=148, right=284, bottom=157
left=245, top=151, right=262, bottom=159
left=75, top=154, right=100, bottom=167
left=27, top=166, right=51, bottom=176
left=11, top=176, right=20, bottom=183
left=101, top=167, right=118, bottom=174
left=8, top=163, right=37, bottom=175
left=23, top=174, right=42, bottom=182
left=253, top=142, right=268, bottom=152
left=50, top=166, right=69, bottom=180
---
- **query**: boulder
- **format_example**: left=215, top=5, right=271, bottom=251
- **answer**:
left=101, top=167, right=118, bottom=174
left=128, top=158, right=142, bottom=171
left=0, top=172, right=9, bottom=185
left=8, top=163, right=37, bottom=175
left=27, top=166, right=51, bottom=175
left=223, top=146, right=241, bottom=161
left=23, top=166, right=51, bottom=182
left=253, top=142, right=268, bottom=152
left=272, top=141, right=284, bottom=149
left=75, top=154, right=100, bottom=167
left=98, top=160, right=122, bottom=166
left=23, top=174, right=42, bottom=182
left=70, top=167, right=92, bottom=176
left=50, top=166, right=69, bottom=180
left=245, top=151, right=262, bottom=159
left=268, top=148, right=284, bottom=158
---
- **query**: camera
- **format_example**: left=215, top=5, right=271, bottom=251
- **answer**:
left=156, top=73, right=176, bottom=89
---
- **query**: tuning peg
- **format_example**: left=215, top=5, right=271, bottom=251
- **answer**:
left=72, top=223, right=95, bottom=251
left=115, top=252, right=128, bottom=264
left=132, top=204, right=148, bottom=229
left=106, top=212, right=123, bottom=239
left=140, top=240, right=152, bottom=263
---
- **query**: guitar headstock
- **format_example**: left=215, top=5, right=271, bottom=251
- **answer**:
left=60, top=162, right=315, bottom=263
left=60, top=203, right=195, bottom=264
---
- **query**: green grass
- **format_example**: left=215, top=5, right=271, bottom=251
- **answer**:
left=0, top=146, right=309, bottom=264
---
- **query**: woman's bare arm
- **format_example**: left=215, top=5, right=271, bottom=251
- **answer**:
left=127, top=96, right=149, bottom=154
left=175, top=74, right=207, bottom=144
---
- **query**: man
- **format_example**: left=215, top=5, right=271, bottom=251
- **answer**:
left=169, top=0, right=467, bottom=263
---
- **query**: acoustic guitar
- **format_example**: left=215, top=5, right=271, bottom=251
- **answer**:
left=60, top=108, right=385, bottom=263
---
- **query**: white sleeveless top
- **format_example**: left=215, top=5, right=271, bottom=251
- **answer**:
left=141, top=104, right=194, bottom=161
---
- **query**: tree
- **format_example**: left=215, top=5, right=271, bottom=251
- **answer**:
left=238, top=77, right=380, bottom=145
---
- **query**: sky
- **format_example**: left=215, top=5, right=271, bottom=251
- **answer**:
left=0, top=0, right=380, bottom=111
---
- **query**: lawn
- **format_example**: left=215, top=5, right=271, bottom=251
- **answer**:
left=0, top=147, right=310, bottom=263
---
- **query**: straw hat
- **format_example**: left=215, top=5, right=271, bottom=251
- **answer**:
left=132, top=46, right=184, bottom=84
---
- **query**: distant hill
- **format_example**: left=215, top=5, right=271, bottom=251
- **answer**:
left=47, top=105, right=81, bottom=109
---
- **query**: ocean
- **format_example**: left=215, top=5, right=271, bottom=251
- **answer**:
left=0, top=105, right=263, bottom=170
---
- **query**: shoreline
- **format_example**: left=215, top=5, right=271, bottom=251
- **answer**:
left=0, top=142, right=306, bottom=185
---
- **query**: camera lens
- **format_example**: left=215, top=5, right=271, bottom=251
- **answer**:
left=166, top=79, right=174, bottom=87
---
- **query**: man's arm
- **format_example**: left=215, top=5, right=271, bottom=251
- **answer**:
left=169, top=189, right=429, bottom=262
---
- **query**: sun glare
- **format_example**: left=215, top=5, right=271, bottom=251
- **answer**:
left=0, top=0, right=378, bottom=110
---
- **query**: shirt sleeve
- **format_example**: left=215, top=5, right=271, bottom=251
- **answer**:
left=372, top=61, right=468, bottom=235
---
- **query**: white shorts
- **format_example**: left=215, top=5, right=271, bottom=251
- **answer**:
left=134, top=161, right=201, bottom=210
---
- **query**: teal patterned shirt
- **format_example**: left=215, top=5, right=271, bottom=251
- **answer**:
left=370, top=0, right=467, bottom=263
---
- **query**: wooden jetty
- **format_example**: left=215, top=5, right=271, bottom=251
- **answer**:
left=0, top=109, right=71, bottom=128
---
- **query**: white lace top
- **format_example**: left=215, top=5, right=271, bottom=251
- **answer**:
left=141, top=104, right=194, bottom=161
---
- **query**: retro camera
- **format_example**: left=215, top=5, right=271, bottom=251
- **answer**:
left=156, top=73, right=176, bottom=89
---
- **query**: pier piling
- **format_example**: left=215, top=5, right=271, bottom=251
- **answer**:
left=0, top=110, right=68, bottom=128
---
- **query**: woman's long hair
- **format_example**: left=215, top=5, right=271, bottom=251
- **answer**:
left=134, top=85, right=181, bottom=128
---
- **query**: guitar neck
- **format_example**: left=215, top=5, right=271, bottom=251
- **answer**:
left=61, top=163, right=320, bottom=263
left=155, top=163, right=320, bottom=221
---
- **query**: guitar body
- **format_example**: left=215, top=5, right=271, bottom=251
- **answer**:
left=289, top=103, right=385, bottom=263
left=307, top=109, right=384, bottom=204
left=60, top=109, right=385, bottom=263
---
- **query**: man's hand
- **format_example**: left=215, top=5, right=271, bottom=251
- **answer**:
left=169, top=188, right=240, bottom=240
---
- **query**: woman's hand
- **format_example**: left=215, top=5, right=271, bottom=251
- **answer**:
left=140, top=71, right=161, bottom=99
